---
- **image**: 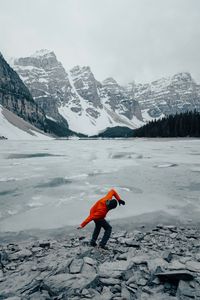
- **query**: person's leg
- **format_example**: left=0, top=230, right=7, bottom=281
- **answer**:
left=90, top=220, right=102, bottom=246
left=99, top=219, right=112, bottom=247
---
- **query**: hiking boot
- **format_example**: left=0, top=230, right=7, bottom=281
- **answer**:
left=99, top=244, right=109, bottom=250
left=90, top=241, right=97, bottom=247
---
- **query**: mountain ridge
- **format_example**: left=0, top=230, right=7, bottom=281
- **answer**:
left=9, top=49, right=200, bottom=136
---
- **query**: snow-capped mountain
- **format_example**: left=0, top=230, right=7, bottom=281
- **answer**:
left=12, top=49, right=200, bottom=136
left=100, top=77, right=143, bottom=124
left=12, top=50, right=71, bottom=130
left=12, top=50, right=144, bottom=136
left=127, top=72, right=200, bottom=120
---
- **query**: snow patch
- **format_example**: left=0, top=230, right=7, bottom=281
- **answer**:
left=0, top=105, right=52, bottom=140
left=46, top=115, right=57, bottom=122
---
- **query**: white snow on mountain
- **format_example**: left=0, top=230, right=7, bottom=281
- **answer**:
left=10, top=50, right=200, bottom=136
left=132, top=72, right=200, bottom=118
left=0, top=105, right=52, bottom=140
left=12, top=51, right=143, bottom=136
left=58, top=72, right=142, bottom=135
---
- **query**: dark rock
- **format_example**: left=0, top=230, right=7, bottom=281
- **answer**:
left=39, top=241, right=51, bottom=248
left=0, top=269, right=4, bottom=282
left=0, top=250, right=9, bottom=270
left=162, top=251, right=173, bottom=263
left=7, top=244, right=20, bottom=252
left=29, top=291, right=50, bottom=300
left=155, top=270, right=194, bottom=282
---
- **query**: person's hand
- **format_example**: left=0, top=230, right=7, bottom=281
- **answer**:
left=77, top=226, right=82, bottom=230
left=119, top=199, right=125, bottom=206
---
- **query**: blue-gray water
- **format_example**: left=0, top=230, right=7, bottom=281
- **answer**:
left=0, top=138, right=200, bottom=232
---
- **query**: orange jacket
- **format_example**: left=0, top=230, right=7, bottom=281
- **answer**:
left=80, top=189, right=121, bottom=228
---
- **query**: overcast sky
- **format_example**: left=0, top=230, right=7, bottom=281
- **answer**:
left=1, top=0, right=200, bottom=84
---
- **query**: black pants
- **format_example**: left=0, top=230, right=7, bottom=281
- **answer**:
left=91, top=219, right=112, bottom=246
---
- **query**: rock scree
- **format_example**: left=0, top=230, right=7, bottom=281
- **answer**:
left=0, top=224, right=200, bottom=299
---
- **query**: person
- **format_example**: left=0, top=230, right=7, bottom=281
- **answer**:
left=77, top=189, right=125, bottom=249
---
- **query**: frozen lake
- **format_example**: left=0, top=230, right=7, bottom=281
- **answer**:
left=0, top=138, right=200, bottom=232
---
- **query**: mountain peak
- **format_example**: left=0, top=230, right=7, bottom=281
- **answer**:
left=31, top=49, right=55, bottom=58
left=70, top=65, right=92, bottom=74
left=172, top=72, right=193, bottom=82
left=102, top=77, right=118, bottom=86
left=13, top=49, right=59, bottom=69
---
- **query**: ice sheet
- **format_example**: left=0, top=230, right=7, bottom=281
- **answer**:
left=0, top=138, right=199, bottom=231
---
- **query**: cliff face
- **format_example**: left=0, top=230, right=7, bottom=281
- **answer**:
left=13, top=50, right=70, bottom=129
left=0, top=53, right=48, bottom=132
left=0, top=53, right=78, bottom=137
left=128, top=72, right=200, bottom=119
left=100, top=77, right=143, bottom=121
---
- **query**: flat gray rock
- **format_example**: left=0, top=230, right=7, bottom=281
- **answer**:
left=69, top=258, right=83, bottom=274
left=176, top=280, right=196, bottom=298
left=99, top=261, right=129, bottom=278
left=100, top=277, right=121, bottom=286
left=186, top=260, right=200, bottom=272
left=147, top=257, right=167, bottom=273
left=43, top=273, right=78, bottom=294
left=43, top=273, right=98, bottom=295
left=83, top=256, right=96, bottom=266
left=124, top=238, right=140, bottom=248
left=9, top=249, right=32, bottom=260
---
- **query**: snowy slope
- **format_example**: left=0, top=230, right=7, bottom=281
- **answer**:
left=58, top=72, right=143, bottom=136
left=0, top=106, right=52, bottom=140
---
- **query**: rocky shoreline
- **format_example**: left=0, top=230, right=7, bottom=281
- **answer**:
left=0, top=223, right=200, bottom=299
